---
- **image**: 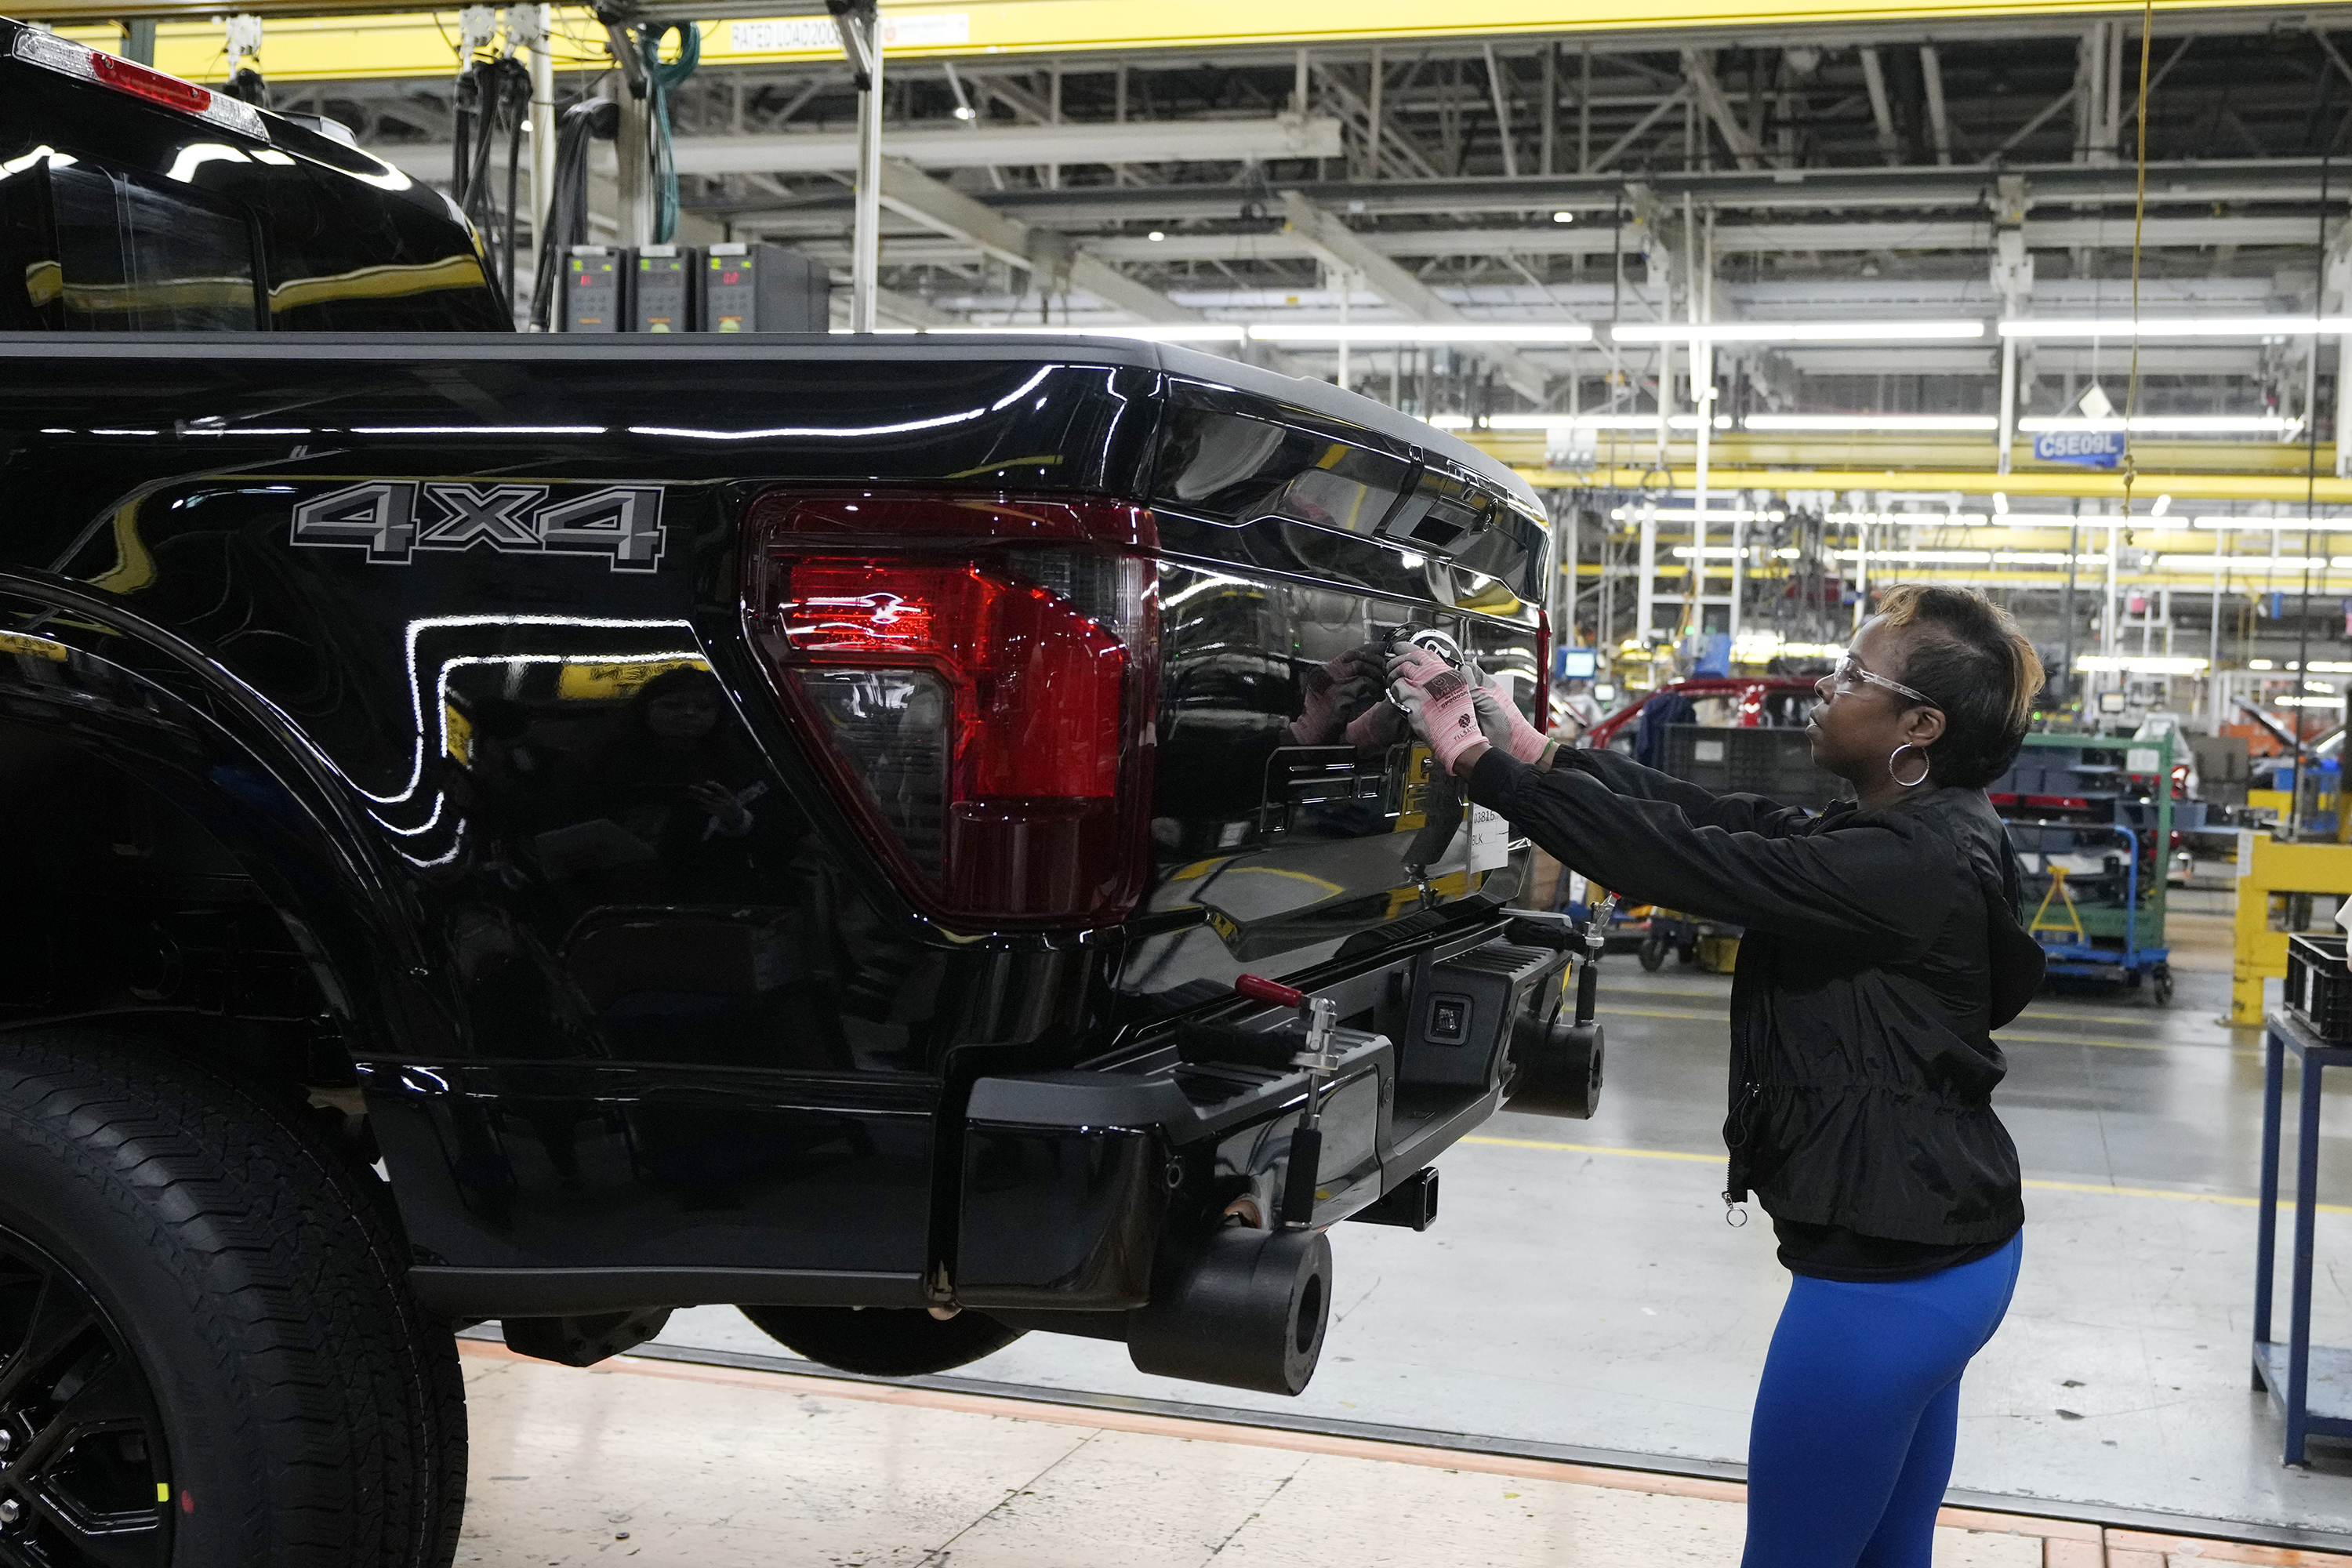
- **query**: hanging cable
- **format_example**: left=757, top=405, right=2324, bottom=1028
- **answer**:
left=498, top=60, right=531, bottom=310
left=455, top=47, right=535, bottom=321
left=636, top=22, right=701, bottom=245
left=2121, top=4, right=2154, bottom=521
left=529, top=97, right=620, bottom=331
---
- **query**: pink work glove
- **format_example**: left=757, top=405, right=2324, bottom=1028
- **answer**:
left=1471, top=665, right=1552, bottom=764
left=1385, top=646, right=1485, bottom=775
left=1288, top=647, right=1386, bottom=745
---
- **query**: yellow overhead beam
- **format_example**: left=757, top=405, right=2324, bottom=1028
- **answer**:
left=28, top=0, right=2335, bottom=77
left=1470, top=434, right=2346, bottom=481
left=1507, top=463, right=2352, bottom=504
left=49, top=13, right=607, bottom=82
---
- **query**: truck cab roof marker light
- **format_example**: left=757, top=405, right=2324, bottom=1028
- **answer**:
left=11, top=30, right=269, bottom=145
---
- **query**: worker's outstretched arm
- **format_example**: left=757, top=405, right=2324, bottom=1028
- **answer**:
left=1554, top=746, right=1816, bottom=839
left=1468, top=749, right=1936, bottom=956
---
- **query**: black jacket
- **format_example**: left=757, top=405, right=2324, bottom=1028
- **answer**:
left=1468, top=746, right=2043, bottom=1246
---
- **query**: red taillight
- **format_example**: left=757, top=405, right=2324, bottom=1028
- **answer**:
left=91, top=53, right=210, bottom=115
left=746, top=492, right=1157, bottom=928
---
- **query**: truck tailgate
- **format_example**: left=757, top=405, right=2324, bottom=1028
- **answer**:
left=1123, top=366, right=1551, bottom=1012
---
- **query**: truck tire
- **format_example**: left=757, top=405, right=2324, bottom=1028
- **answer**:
left=0, top=1028, right=465, bottom=1568
left=737, top=1304, right=1023, bottom=1377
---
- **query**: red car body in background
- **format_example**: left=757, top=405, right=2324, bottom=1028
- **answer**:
left=1581, top=676, right=1824, bottom=753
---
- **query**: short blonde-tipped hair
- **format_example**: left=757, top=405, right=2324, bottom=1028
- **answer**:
left=1874, top=583, right=2046, bottom=787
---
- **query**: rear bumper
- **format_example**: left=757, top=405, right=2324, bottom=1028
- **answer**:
left=950, top=920, right=1571, bottom=1313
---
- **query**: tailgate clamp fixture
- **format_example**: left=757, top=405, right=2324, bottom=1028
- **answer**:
left=1235, top=974, right=1341, bottom=1229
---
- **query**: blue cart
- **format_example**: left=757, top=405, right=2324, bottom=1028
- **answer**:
left=2011, top=820, right=2174, bottom=1006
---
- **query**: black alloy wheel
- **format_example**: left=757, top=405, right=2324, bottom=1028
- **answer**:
left=0, top=1029, right=466, bottom=1567
left=0, top=1228, right=169, bottom=1568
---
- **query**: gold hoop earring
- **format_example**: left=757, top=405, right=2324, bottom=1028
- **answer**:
left=1889, top=743, right=1931, bottom=789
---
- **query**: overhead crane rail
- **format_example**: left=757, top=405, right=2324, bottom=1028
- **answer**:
left=21, top=0, right=2350, bottom=69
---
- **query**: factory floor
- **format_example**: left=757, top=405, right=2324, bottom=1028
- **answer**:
left=452, top=1337, right=2327, bottom=1566
left=462, top=879, right=2352, bottom=1565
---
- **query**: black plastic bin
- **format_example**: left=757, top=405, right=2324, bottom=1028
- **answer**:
left=2286, top=933, right=2352, bottom=1042
left=1657, top=725, right=1844, bottom=811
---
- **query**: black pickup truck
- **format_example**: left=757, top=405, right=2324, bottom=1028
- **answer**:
left=0, top=20, right=1595, bottom=1568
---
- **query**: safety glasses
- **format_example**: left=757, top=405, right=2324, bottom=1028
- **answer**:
left=1825, top=652, right=1933, bottom=707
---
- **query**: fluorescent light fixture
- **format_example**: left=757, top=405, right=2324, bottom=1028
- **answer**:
left=926, top=324, right=1246, bottom=343
left=1827, top=510, right=1994, bottom=528
left=1612, top=321, right=1984, bottom=344
left=1613, top=506, right=1785, bottom=523
left=1148, top=230, right=1166, bottom=241
left=2154, top=554, right=2352, bottom=572
left=1669, top=546, right=1751, bottom=559
left=2277, top=695, right=2347, bottom=707
left=2250, top=659, right=2278, bottom=670
left=1248, top=323, right=1593, bottom=343
left=1733, top=633, right=1846, bottom=658
left=1429, top=415, right=1473, bottom=429
left=1492, top=412, right=1730, bottom=430
left=2018, top=415, right=2299, bottom=434
left=1744, top=414, right=1998, bottom=432
left=1992, top=492, right=2009, bottom=517
left=2001, top=317, right=2352, bottom=339
left=1734, top=637, right=1844, bottom=656
left=2152, top=494, right=2172, bottom=516
left=2191, top=515, right=2352, bottom=531
left=2072, top=655, right=2210, bottom=674
left=1832, top=549, right=1995, bottom=564
left=1552, top=210, right=1575, bottom=223
left=1991, top=552, right=2113, bottom=566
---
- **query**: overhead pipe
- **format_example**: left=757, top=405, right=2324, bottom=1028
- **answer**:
left=828, top=0, right=883, bottom=333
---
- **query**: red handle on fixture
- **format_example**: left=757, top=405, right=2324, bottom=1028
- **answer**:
left=1235, top=974, right=1307, bottom=1009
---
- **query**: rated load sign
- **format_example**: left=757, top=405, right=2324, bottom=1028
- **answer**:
left=2032, top=428, right=2125, bottom=468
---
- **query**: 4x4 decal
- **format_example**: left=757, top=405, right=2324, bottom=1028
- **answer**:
left=289, top=480, right=666, bottom=572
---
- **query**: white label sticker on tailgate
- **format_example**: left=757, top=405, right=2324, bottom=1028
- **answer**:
left=1469, top=804, right=1510, bottom=872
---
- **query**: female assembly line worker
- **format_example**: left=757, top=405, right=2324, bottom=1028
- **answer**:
left=1388, top=584, right=2049, bottom=1568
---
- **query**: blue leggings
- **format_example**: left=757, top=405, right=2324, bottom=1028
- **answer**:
left=1740, top=1230, right=2023, bottom=1568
